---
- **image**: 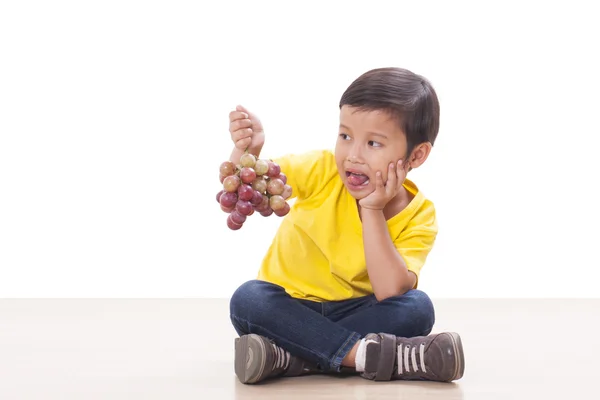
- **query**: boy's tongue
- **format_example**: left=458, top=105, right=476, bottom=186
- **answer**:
left=348, top=173, right=369, bottom=186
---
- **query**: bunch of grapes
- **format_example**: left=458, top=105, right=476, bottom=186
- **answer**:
left=216, top=153, right=293, bottom=230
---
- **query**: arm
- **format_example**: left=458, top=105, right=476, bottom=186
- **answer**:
left=360, top=208, right=416, bottom=301
left=228, top=107, right=332, bottom=202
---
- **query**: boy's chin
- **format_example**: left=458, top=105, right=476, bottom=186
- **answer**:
left=344, top=183, right=372, bottom=200
left=349, top=193, right=367, bottom=202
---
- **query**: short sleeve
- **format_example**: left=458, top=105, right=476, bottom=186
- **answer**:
left=272, top=149, right=337, bottom=201
left=395, top=228, right=437, bottom=289
left=392, top=197, right=438, bottom=289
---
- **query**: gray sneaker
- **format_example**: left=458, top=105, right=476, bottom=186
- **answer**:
left=234, top=334, right=316, bottom=384
left=360, top=332, right=465, bottom=382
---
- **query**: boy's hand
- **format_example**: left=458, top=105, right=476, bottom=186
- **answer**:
left=229, top=105, right=265, bottom=152
left=359, top=160, right=407, bottom=211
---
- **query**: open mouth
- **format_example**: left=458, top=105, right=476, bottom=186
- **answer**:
left=345, top=171, right=370, bottom=187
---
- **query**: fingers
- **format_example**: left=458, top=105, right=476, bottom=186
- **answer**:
left=229, top=110, right=248, bottom=122
left=386, top=162, right=397, bottom=195
left=236, top=137, right=252, bottom=150
left=229, top=105, right=261, bottom=150
left=231, top=127, right=253, bottom=148
left=229, top=106, right=253, bottom=149
left=236, top=104, right=250, bottom=114
left=231, top=127, right=253, bottom=140
left=230, top=104, right=252, bottom=122
left=375, top=171, right=384, bottom=191
left=230, top=118, right=252, bottom=131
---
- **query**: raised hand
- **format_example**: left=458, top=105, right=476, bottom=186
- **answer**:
left=229, top=105, right=265, bottom=152
left=359, top=160, right=407, bottom=211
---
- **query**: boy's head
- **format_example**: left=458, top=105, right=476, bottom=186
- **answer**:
left=334, top=67, right=440, bottom=200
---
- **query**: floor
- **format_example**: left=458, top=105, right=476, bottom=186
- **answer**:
left=0, top=298, right=598, bottom=400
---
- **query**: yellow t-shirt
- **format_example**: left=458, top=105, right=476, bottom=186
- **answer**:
left=257, top=149, right=438, bottom=302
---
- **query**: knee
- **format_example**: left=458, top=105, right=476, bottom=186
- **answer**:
left=229, top=279, right=279, bottom=318
left=386, top=289, right=436, bottom=336
left=405, top=289, right=435, bottom=335
left=415, top=290, right=435, bottom=331
left=229, top=280, right=285, bottom=336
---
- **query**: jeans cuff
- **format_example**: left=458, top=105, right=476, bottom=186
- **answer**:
left=330, top=332, right=362, bottom=372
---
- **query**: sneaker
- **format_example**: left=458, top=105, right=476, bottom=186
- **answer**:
left=234, top=334, right=316, bottom=384
left=360, top=332, right=465, bottom=382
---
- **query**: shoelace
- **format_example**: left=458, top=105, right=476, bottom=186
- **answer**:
left=271, top=343, right=290, bottom=370
left=397, top=343, right=426, bottom=374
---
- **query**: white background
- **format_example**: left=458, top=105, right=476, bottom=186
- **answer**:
left=1, top=1, right=599, bottom=298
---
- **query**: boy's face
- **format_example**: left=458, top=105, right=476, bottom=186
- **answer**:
left=335, top=105, right=410, bottom=200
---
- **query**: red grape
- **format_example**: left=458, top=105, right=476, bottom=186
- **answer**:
left=230, top=210, right=247, bottom=225
left=267, top=178, right=284, bottom=195
left=240, top=153, right=257, bottom=168
left=260, top=194, right=269, bottom=207
left=267, top=161, right=281, bottom=178
left=274, top=202, right=290, bottom=217
left=220, top=161, right=236, bottom=177
left=227, top=215, right=243, bottom=230
left=237, top=184, right=254, bottom=201
left=269, top=195, right=285, bottom=211
left=223, top=175, right=241, bottom=192
left=254, top=159, right=269, bottom=176
left=220, top=191, right=238, bottom=208
left=251, top=190, right=263, bottom=206
left=254, top=195, right=269, bottom=212
left=218, top=157, right=290, bottom=230
left=278, top=172, right=287, bottom=185
left=240, top=167, right=257, bottom=184
left=251, top=177, right=267, bottom=193
left=236, top=200, right=253, bottom=216
left=260, top=208, right=274, bottom=217
left=282, top=184, right=292, bottom=199
left=221, top=204, right=235, bottom=213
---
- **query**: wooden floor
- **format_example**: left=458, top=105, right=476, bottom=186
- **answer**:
left=0, top=298, right=598, bottom=399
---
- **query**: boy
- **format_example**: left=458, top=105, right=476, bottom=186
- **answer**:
left=226, top=67, right=465, bottom=384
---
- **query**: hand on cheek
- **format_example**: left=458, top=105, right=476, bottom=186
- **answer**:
left=359, top=160, right=407, bottom=210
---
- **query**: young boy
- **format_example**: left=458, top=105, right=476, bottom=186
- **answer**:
left=226, top=67, right=465, bottom=384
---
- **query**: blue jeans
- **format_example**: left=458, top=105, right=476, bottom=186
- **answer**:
left=229, top=280, right=435, bottom=372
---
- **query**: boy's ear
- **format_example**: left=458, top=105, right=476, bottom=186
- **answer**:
left=407, top=142, right=432, bottom=170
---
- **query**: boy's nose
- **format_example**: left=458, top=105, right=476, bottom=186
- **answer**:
left=347, top=152, right=364, bottom=164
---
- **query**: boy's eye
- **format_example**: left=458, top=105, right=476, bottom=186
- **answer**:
left=339, top=133, right=350, bottom=140
left=368, top=140, right=382, bottom=147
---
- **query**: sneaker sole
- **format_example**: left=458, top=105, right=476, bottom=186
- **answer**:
left=234, top=334, right=269, bottom=384
left=447, top=332, right=465, bottom=381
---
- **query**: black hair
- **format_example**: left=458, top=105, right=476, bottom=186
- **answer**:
left=339, top=67, right=440, bottom=156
